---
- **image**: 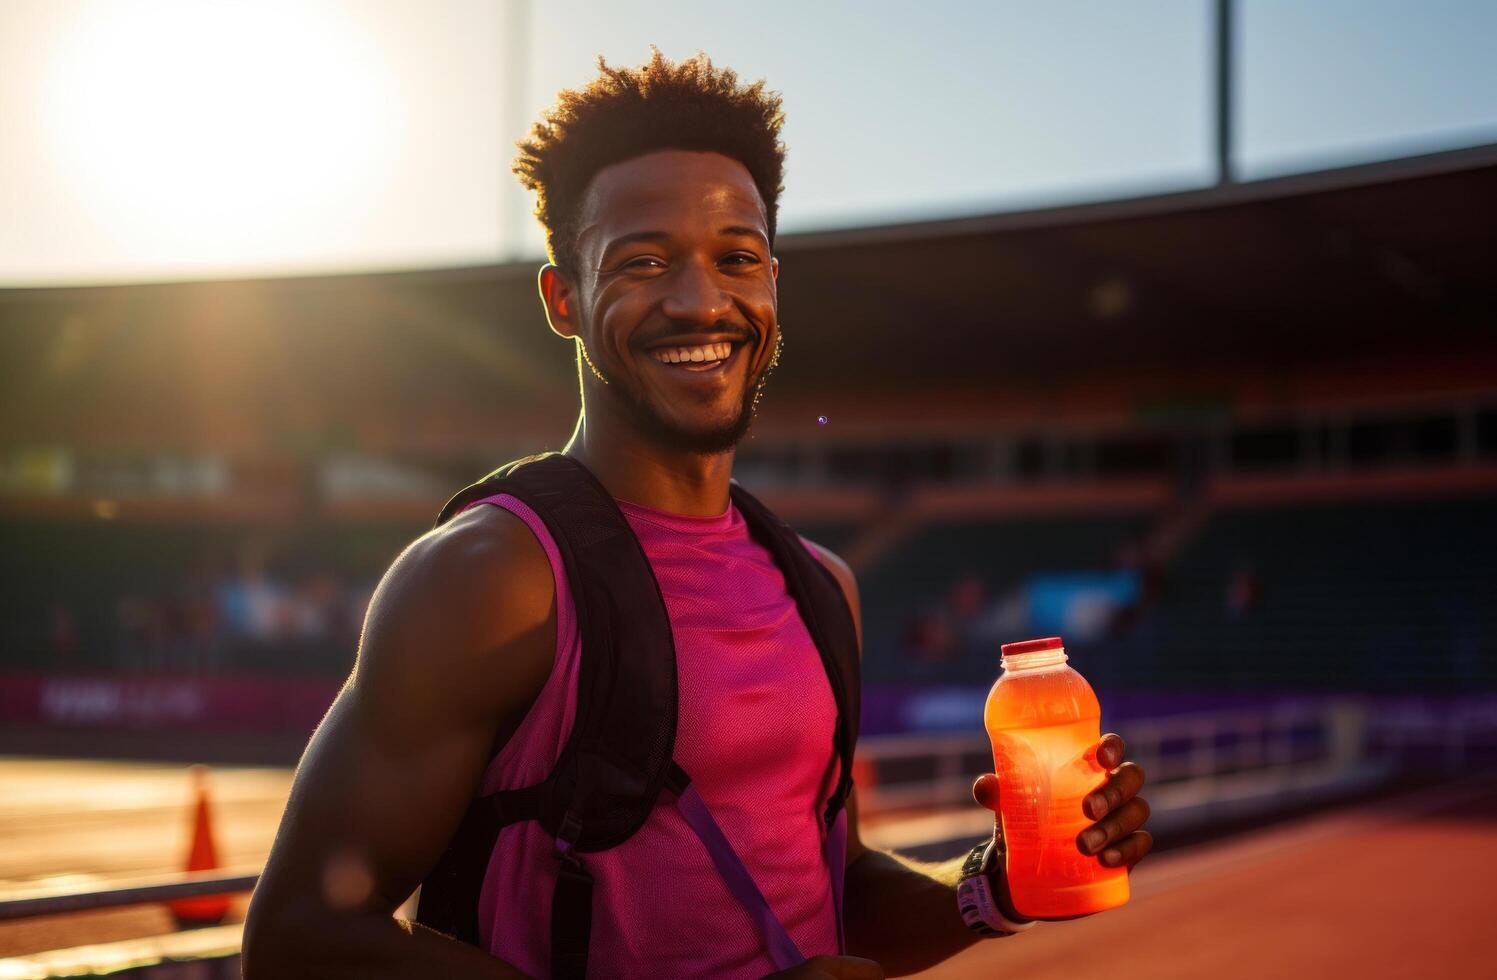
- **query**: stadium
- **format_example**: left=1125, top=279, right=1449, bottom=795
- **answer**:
left=2, top=3, right=1495, bottom=978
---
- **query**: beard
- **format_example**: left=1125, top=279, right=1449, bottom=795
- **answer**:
left=580, top=329, right=782, bottom=456
left=630, top=385, right=754, bottom=455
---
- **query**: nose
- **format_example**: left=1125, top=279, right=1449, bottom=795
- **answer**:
left=659, top=257, right=733, bottom=327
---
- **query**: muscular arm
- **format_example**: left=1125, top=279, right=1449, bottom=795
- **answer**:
left=806, top=542, right=1152, bottom=977
left=242, top=505, right=557, bottom=979
left=803, top=542, right=981, bottom=975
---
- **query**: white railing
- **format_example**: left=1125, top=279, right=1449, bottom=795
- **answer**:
left=855, top=699, right=1372, bottom=815
left=0, top=867, right=260, bottom=921
left=1366, top=694, right=1497, bottom=769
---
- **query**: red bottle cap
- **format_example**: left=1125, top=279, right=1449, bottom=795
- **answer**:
left=1000, top=636, right=1065, bottom=656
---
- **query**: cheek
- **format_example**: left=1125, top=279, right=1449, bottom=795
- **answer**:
left=591, top=298, right=647, bottom=362
left=748, top=309, right=779, bottom=372
left=734, top=286, right=777, bottom=358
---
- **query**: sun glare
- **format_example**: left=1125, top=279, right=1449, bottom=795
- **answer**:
left=41, top=1, right=399, bottom=277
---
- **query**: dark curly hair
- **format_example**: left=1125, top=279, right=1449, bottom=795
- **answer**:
left=513, top=49, right=787, bottom=275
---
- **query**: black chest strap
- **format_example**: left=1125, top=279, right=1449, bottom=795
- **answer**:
left=415, top=453, right=861, bottom=972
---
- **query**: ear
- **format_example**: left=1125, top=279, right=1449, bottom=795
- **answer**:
left=771, top=256, right=779, bottom=282
left=538, top=264, right=579, bottom=340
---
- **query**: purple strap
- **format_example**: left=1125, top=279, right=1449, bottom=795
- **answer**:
left=673, top=783, right=806, bottom=971
left=824, top=806, right=848, bottom=954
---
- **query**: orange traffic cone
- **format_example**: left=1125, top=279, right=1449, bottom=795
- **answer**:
left=168, top=764, right=231, bottom=927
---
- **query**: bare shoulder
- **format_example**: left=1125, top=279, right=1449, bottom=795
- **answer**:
left=244, top=504, right=559, bottom=961
left=376, top=503, right=553, bottom=630
left=799, top=536, right=862, bottom=650
left=355, top=502, right=557, bottom=733
left=800, top=536, right=869, bottom=860
left=801, top=538, right=857, bottom=597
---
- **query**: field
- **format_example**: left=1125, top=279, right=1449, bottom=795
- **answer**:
left=2, top=757, right=1492, bottom=977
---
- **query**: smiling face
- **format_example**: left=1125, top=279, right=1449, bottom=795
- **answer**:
left=545, top=149, right=781, bottom=456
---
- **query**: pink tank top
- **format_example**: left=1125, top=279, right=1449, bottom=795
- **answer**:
left=468, top=492, right=843, bottom=978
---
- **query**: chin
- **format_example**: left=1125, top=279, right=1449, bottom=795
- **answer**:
left=642, top=408, right=753, bottom=455
left=663, top=421, right=750, bottom=455
left=615, top=375, right=761, bottom=455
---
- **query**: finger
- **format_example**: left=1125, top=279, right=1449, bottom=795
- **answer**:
left=972, top=772, right=1000, bottom=812
left=1097, top=732, right=1126, bottom=770
left=1083, top=761, right=1146, bottom=820
left=1098, top=830, right=1154, bottom=870
left=1077, top=796, right=1151, bottom=855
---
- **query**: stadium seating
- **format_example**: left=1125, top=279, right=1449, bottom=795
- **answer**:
left=1132, top=496, right=1497, bottom=691
left=856, top=512, right=1152, bottom=685
left=9, top=494, right=1494, bottom=696
left=0, top=521, right=412, bottom=675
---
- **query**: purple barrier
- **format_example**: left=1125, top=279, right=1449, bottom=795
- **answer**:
left=860, top=686, right=1497, bottom=737
left=0, top=673, right=339, bottom=733
left=3, top=674, right=1492, bottom=744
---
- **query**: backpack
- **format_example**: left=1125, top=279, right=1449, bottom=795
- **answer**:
left=415, top=453, right=861, bottom=978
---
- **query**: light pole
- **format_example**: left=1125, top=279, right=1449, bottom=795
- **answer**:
left=1216, top=0, right=1235, bottom=185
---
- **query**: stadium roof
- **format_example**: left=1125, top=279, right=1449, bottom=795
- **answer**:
left=770, top=140, right=1497, bottom=393
left=3, top=142, right=1495, bottom=449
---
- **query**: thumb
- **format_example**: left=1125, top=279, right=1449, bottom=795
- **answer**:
left=972, top=772, right=1000, bottom=812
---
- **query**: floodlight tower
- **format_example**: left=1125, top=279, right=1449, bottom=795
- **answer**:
left=1216, top=0, right=1235, bottom=185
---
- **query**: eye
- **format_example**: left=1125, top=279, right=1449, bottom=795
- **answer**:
left=622, top=256, right=664, bottom=270
left=721, top=252, right=760, bottom=267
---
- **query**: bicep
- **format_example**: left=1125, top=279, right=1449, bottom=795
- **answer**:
left=255, top=508, right=556, bottom=915
left=264, top=684, right=489, bottom=912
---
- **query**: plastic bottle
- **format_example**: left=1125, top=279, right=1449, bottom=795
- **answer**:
left=984, top=636, right=1129, bottom=918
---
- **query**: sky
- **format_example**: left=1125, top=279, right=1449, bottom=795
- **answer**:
left=1, top=0, right=1495, bottom=287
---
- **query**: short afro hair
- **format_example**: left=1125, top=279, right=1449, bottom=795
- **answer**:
left=513, top=49, right=786, bottom=275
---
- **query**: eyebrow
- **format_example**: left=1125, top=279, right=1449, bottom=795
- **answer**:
left=602, top=230, right=672, bottom=254
left=717, top=225, right=769, bottom=245
left=599, top=226, right=770, bottom=262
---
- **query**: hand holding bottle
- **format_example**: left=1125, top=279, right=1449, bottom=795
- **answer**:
left=977, top=637, right=1153, bottom=919
left=973, top=732, right=1153, bottom=892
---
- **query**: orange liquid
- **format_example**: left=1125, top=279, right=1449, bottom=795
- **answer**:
left=984, top=663, right=1129, bottom=919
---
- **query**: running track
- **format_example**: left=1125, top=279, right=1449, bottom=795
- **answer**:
left=1, top=759, right=1492, bottom=977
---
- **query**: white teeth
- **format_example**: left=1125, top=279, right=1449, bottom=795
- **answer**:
left=653, top=342, right=735, bottom=364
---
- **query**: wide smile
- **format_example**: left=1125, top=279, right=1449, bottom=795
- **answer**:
left=643, top=340, right=745, bottom=380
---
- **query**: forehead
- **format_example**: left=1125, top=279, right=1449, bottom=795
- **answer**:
left=575, top=150, right=767, bottom=256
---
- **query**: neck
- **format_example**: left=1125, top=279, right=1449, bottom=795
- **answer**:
left=562, top=408, right=736, bottom=518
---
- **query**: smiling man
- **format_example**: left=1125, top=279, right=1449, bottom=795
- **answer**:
left=243, top=51, right=1151, bottom=979
left=544, top=147, right=777, bottom=460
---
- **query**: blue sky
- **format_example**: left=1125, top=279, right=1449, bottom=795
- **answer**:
left=2, top=0, right=1494, bottom=286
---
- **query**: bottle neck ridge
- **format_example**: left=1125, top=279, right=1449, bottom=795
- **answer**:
left=1001, top=649, right=1069, bottom=671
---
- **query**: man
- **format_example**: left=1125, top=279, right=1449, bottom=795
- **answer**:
left=243, top=51, right=1151, bottom=978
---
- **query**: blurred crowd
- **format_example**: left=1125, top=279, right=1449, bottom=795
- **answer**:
left=901, top=549, right=1171, bottom=662
left=43, top=548, right=375, bottom=676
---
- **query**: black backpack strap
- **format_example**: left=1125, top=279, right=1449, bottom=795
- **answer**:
left=432, top=452, right=681, bottom=846
left=491, top=783, right=545, bottom=824
left=417, top=452, right=681, bottom=952
left=729, top=481, right=862, bottom=826
left=729, top=484, right=861, bottom=955
left=418, top=458, right=860, bottom=967
left=412, top=785, right=545, bottom=944
left=551, top=806, right=592, bottom=980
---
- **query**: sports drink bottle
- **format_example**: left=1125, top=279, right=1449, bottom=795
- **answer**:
left=984, top=636, right=1129, bottom=918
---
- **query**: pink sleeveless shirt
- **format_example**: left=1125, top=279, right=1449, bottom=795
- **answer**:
left=468, top=492, right=843, bottom=978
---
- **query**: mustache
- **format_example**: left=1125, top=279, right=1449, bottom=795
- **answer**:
left=637, top=320, right=758, bottom=349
